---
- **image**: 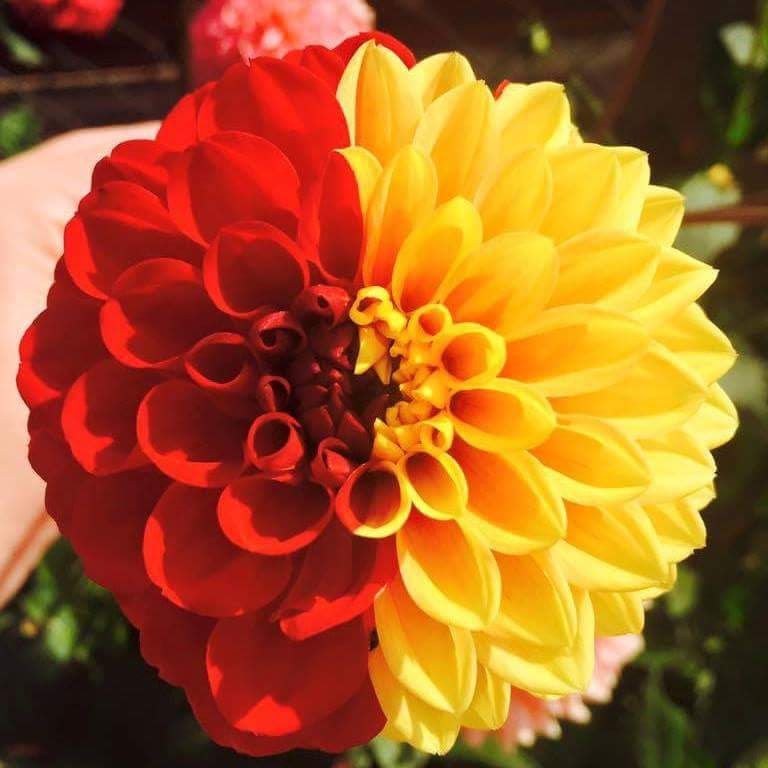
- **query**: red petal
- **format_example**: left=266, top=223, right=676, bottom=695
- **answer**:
left=91, top=139, right=170, bottom=199
left=100, top=258, right=229, bottom=369
left=495, top=79, right=511, bottom=98
left=61, top=358, right=160, bottom=475
left=18, top=290, right=104, bottom=409
left=310, top=437, right=353, bottom=489
left=198, top=57, right=349, bottom=189
left=67, top=471, right=168, bottom=595
left=206, top=614, right=369, bottom=736
left=203, top=221, right=308, bottom=317
left=283, top=45, right=346, bottom=90
left=311, top=151, right=363, bottom=282
left=137, top=380, right=246, bottom=487
left=246, top=413, right=306, bottom=474
left=334, top=32, right=416, bottom=68
left=303, top=676, right=385, bottom=752
left=167, top=131, right=300, bottom=244
left=184, top=332, right=259, bottom=396
left=253, top=375, right=291, bottom=413
left=144, top=484, right=292, bottom=618
left=277, top=519, right=397, bottom=640
left=64, top=181, right=202, bottom=299
left=218, top=476, right=332, bottom=555
left=156, top=82, right=215, bottom=152
left=249, top=310, right=307, bottom=357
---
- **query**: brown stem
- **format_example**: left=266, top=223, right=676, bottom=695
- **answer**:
left=684, top=205, right=768, bottom=226
left=594, top=0, right=667, bottom=140
left=0, top=63, right=180, bottom=96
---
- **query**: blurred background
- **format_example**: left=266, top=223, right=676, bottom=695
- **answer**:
left=0, top=1, right=767, bottom=767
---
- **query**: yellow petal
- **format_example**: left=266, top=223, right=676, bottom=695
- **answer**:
left=645, top=496, right=706, bottom=563
left=540, top=143, right=620, bottom=243
left=475, top=588, right=595, bottom=697
left=629, top=247, right=717, bottom=329
left=633, top=563, right=677, bottom=600
left=337, top=146, right=383, bottom=215
left=398, top=449, right=468, bottom=521
left=363, top=144, right=438, bottom=286
left=337, top=41, right=422, bottom=164
left=392, top=197, right=483, bottom=312
left=475, top=147, right=553, bottom=237
left=637, top=185, right=684, bottom=247
left=410, top=52, right=476, bottom=107
left=440, top=232, right=558, bottom=337
left=451, top=437, right=566, bottom=555
left=431, top=322, right=507, bottom=388
left=549, top=229, right=659, bottom=310
left=552, top=342, right=707, bottom=438
left=369, top=647, right=460, bottom=755
left=461, top=665, right=511, bottom=730
left=613, top=146, right=651, bottom=230
left=532, top=415, right=651, bottom=506
left=504, top=305, right=649, bottom=397
left=590, top=590, right=645, bottom=635
left=685, top=383, right=738, bottom=449
left=638, top=429, right=715, bottom=504
left=398, top=514, right=501, bottom=630
left=414, top=80, right=497, bottom=202
left=448, top=379, right=556, bottom=453
left=495, top=81, right=571, bottom=156
left=487, top=551, right=578, bottom=649
left=375, top=575, right=477, bottom=714
left=653, top=303, right=736, bottom=385
left=555, top=502, right=668, bottom=591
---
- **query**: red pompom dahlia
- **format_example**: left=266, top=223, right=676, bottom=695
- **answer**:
left=18, top=33, right=414, bottom=755
left=8, top=0, right=123, bottom=36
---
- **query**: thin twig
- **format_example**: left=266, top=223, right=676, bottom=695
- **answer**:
left=594, top=0, right=667, bottom=140
left=684, top=205, right=768, bottom=226
left=0, top=62, right=180, bottom=96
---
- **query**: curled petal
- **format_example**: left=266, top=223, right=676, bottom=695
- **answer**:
left=310, top=437, right=354, bottom=488
left=397, top=514, right=501, bottom=630
left=100, top=258, right=229, bottom=368
left=448, top=379, right=556, bottom=453
left=185, top=332, right=258, bottom=395
left=137, top=380, right=246, bottom=487
left=249, top=310, right=308, bottom=357
left=246, top=413, right=305, bottom=474
left=410, top=52, right=475, bottom=107
left=143, top=484, right=292, bottom=617
left=167, top=131, right=300, bottom=243
left=218, top=476, right=332, bottom=555
left=451, top=437, right=566, bottom=555
left=204, top=222, right=309, bottom=317
left=62, top=359, right=159, bottom=475
left=277, top=518, right=397, bottom=640
left=503, top=305, right=649, bottom=397
left=207, top=614, right=369, bottom=736
left=375, top=574, right=477, bottom=713
left=532, top=415, right=651, bottom=506
left=254, top=375, right=291, bottom=413
left=336, top=461, right=410, bottom=537
left=398, top=450, right=468, bottom=521
left=431, top=322, right=506, bottom=388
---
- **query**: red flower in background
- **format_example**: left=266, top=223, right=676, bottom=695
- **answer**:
left=8, top=0, right=123, bottom=36
left=188, top=0, right=375, bottom=85
left=18, top=34, right=414, bottom=755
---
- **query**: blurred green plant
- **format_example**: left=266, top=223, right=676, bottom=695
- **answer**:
left=0, top=104, right=41, bottom=157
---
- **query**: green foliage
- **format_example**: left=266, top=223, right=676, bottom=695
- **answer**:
left=0, top=104, right=41, bottom=157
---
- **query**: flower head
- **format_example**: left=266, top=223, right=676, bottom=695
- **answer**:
left=8, top=0, right=123, bottom=35
left=189, top=0, right=375, bottom=85
left=18, top=34, right=736, bottom=757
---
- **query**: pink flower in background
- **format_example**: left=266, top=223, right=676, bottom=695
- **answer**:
left=188, top=0, right=375, bottom=85
left=463, top=635, right=644, bottom=751
left=8, top=0, right=123, bottom=36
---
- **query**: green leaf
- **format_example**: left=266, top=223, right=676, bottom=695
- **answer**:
left=44, top=606, right=79, bottom=663
left=665, top=566, right=699, bottom=619
left=450, top=738, right=542, bottom=768
left=674, top=169, right=741, bottom=263
left=0, top=20, right=46, bottom=68
left=0, top=104, right=41, bottom=157
left=637, top=672, right=690, bottom=768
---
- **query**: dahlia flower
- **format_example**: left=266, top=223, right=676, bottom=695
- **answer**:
left=188, top=0, right=375, bottom=85
left=18, top=34, right=736, bottom=756
left=463, top=634, right=644, bottom=751
left=8, top=0, right=123, bottom=36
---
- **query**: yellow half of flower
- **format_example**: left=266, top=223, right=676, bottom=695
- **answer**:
left=336, top=42, right=738, bottom=754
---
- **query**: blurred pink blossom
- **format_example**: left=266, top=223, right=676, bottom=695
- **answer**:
left=8, top=0, right=123, bottom=36
left=188, top=0, right=375, bottom=85
left=463, top=635, right=644, bottom=751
